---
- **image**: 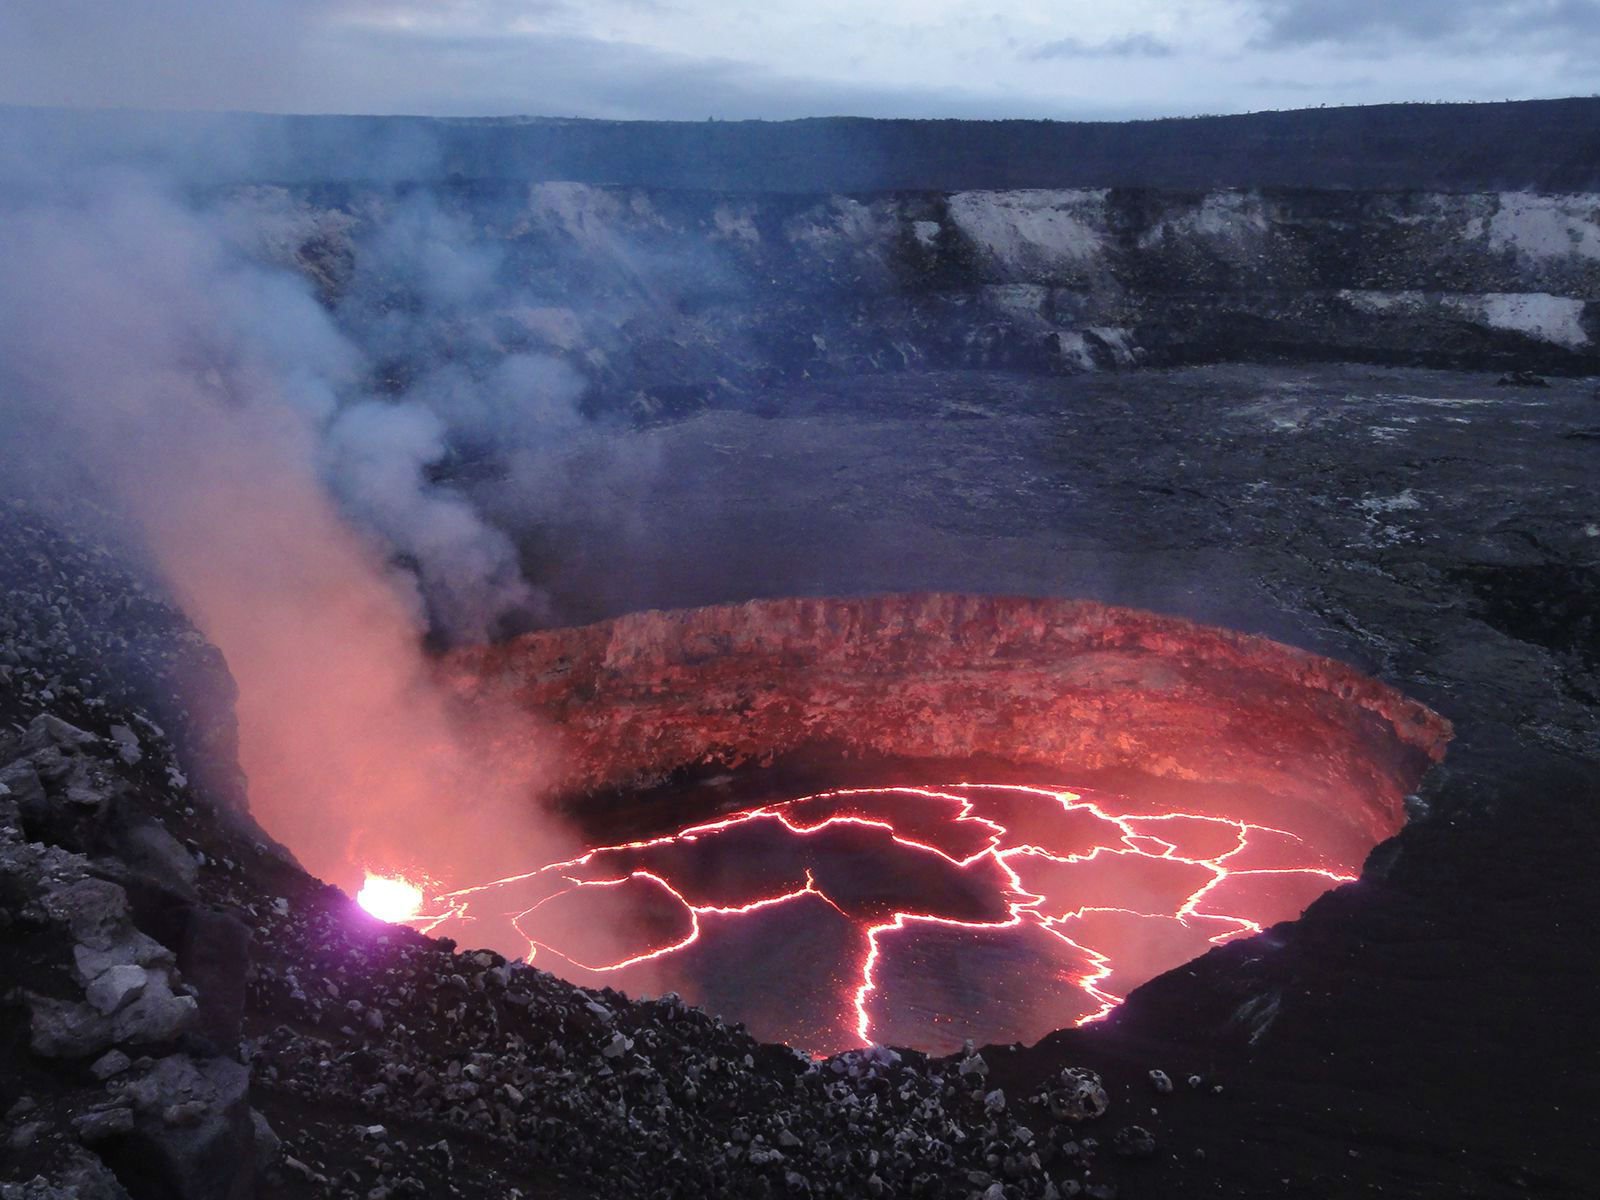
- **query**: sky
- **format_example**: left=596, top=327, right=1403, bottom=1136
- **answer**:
left=2, top=0, right=1598, bottom=121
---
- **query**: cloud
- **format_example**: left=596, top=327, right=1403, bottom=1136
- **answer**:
left=1027, top=33, right=1176, bottom=61
left=0, top=1, right=335, bottom=110
left=1249, top=0, right=1600, bottom=51
left=1246, top=74, right=1377, bottom=94
left=0, top=1, right=1154, bottom=122
left=301, top=27, right=1100, bottom=120
left=2, top=0, right=1597, bottom=127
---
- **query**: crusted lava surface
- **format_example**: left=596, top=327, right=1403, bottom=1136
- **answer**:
left=430, top=595, right=1449, bottom=1057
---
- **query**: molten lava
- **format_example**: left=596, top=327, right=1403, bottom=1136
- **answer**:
left=398, top=595, right=1451, bottom=1054
left=414, top=782, right=1362, bottom=1055
left=357, top=874, right=426, bottom=924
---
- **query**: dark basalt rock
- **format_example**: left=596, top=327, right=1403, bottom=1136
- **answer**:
left=1495, top=369, right=1550, bottom=386
left=106, top=1056, right=256, bottom=1200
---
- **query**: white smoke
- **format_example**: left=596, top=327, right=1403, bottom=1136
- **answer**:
left=324, top=398, right=542, bottom=642
left=0, top=171, right=580, bottom=891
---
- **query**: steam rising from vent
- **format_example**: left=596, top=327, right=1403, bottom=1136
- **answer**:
left=0, top=176, right=588, bottom=890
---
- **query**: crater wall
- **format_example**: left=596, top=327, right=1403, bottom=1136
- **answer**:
left=445, top=594, right=1452, bottom=864
left=232, top=181, right=1600, bottom=415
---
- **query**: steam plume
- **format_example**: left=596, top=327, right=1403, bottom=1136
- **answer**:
left=0, top=174, right=570, bottom=892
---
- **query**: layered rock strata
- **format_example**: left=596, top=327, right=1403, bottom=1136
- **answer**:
left=447, top=594, right=1451, bottom=860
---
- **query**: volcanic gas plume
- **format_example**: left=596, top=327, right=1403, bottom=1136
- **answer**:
left=0, top=180, right=575, bottom=900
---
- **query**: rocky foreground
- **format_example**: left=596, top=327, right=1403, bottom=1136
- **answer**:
left=1, top=507, right=1213, bottom=1200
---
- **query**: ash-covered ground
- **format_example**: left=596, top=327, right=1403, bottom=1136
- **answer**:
left=3, top=361, right=1598, bottom=1199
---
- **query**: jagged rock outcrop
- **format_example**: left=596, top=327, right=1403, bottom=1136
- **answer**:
left=0, top=714, right=269, bottom=1200
left=0, top=503, right=247, bottom=816
left=0, top=513, right=283, bottom=1200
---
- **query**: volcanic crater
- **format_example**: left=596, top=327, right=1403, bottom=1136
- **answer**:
left=5, top=101, right=1598, bottom=1200
left=432, top=594, right=1451, bottom=1054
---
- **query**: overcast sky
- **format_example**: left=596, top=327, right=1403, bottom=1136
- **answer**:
left=3, top=0, right=1599, bottom=121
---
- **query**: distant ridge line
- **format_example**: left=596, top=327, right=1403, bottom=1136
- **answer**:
left=5, top=97, right=1600, bottom=193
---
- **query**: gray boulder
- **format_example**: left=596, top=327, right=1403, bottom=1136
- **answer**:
left=30, top=968, right=196, bottom=1059
left=72, top=1106, right=136, bottom=1144
left=0, top=761, right=46, bottom=813
left=21, top=714, right=99, bottom=753
left=86, top=965, right=149, bottom=1015
left=107, top=726, right=143, bottom=766
left=27, top=993, right=117, bottom=1059
left=45, top=880, right=139, bottom=961
left=90, top=1049, right=133, bottom=1081
left=117, top=821, right=199, bottom=895
left=109, top=973, right=198, bottom=1046
left=108, top=1055, right=256, bottom=1200
left=74, top=932, right=175, bottom=984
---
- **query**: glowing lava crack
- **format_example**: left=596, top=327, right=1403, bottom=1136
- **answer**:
left=394, top=595, right=1452, bottom=1055
left=412, top=783, right=1359, bottom=1056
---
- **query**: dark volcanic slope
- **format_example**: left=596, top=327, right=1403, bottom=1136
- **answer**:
left=7, top=97, right=1600, bottom=192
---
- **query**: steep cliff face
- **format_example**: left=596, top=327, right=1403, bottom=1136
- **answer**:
left=445, top=594, right=1451, bottom=865
left=233, top=181, right=1600, bottom=420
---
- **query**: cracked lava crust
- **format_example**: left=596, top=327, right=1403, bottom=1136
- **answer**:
left=394, top=594, right=1451, bottom=1055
